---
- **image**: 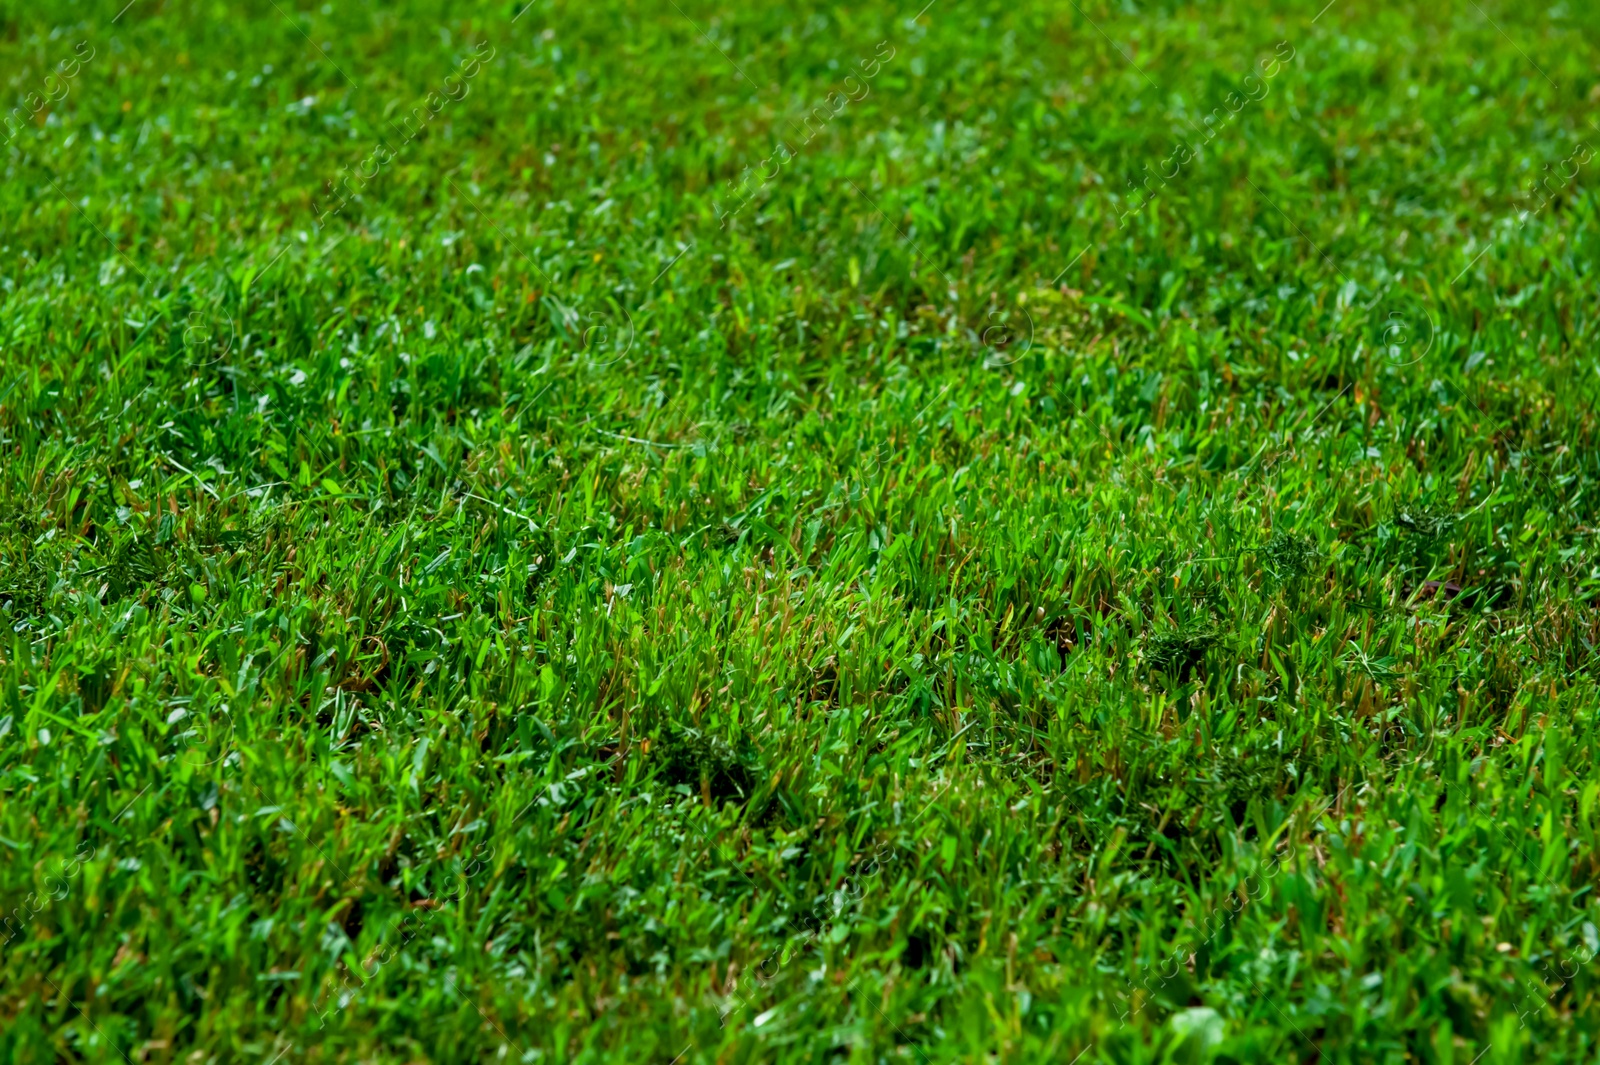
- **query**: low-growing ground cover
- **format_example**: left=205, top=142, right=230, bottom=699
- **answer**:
left=3, top=0, right=1600, bottom=1060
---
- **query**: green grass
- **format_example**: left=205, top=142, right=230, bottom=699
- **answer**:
left=3, top=0, right=1600, bottom=1061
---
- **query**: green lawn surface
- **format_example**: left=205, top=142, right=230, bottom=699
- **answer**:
left=3, top=0, right=1600, bottom=1061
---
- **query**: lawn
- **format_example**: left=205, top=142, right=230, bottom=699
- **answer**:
left=3, top=0, right=1600, bottom=1061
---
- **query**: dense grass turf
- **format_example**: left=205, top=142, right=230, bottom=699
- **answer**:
left=4, top=0, right=1600, bottom=1060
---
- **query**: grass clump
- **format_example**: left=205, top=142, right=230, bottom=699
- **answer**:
left=1260, top=531, right=1320, bottom=587
left=1145, top=621, right=1221, bottom=682
left=649, top=727, right=757, bottom=806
